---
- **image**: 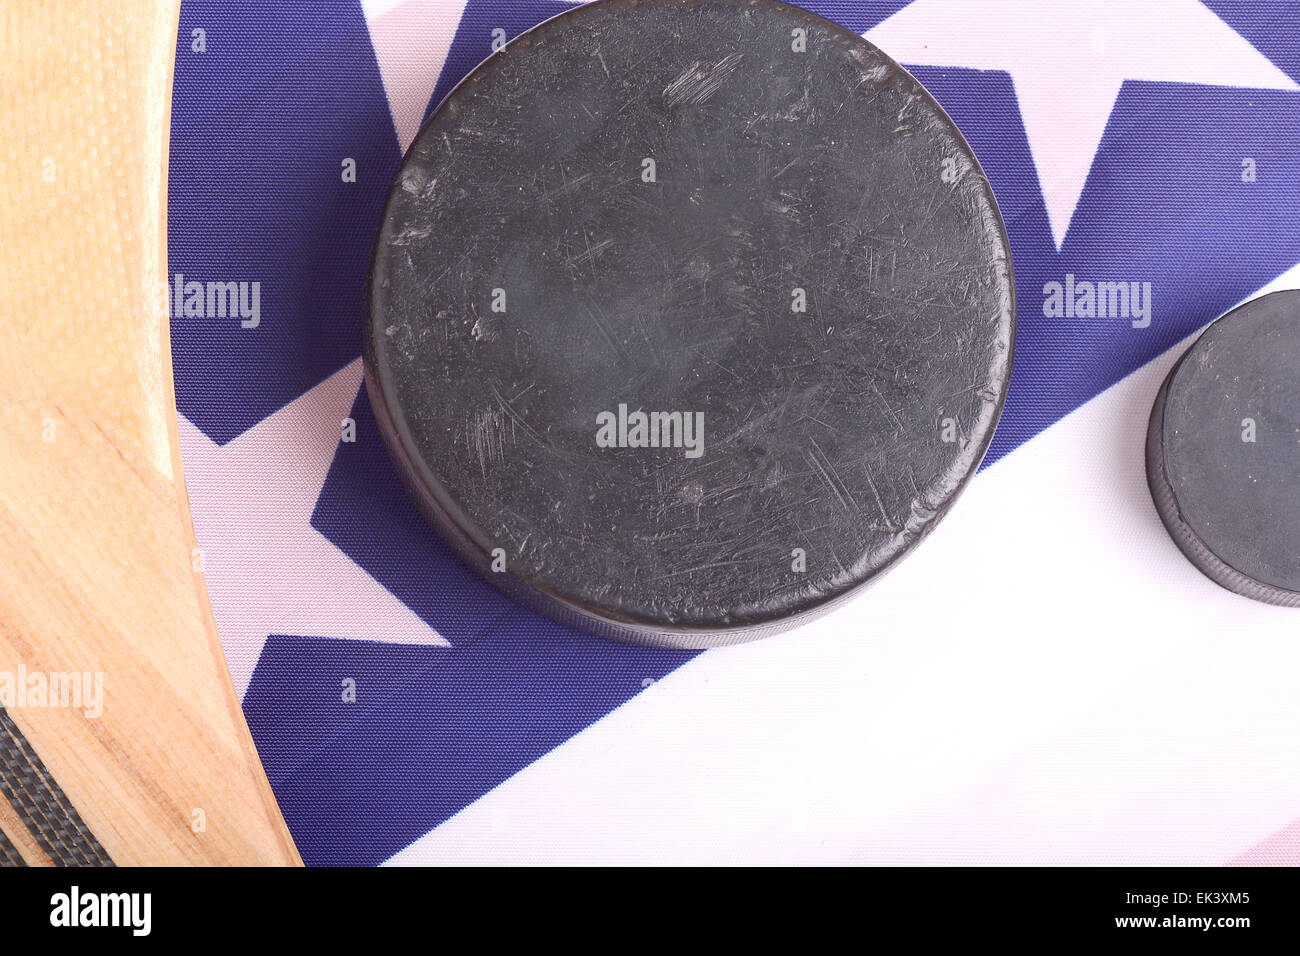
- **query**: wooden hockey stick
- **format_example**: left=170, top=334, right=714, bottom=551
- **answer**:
left=0, top=0, right=300, bottom=865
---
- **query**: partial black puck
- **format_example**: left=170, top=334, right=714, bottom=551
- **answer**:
left=364, top=0, right=1015, bottom=646
left=1146, top=290, right=1300, bottom=607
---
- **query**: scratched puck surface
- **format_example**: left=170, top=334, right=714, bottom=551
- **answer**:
left=365, top=0, right=1015, bottom=645
left=1146, top=291, right=1300, bottom=608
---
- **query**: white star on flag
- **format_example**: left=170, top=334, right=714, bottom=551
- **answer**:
left=867, top=0, right=1300, bottom=249
left=179, top=358, right=449, bottom=699
left=363, top=0, right=472, bottom=152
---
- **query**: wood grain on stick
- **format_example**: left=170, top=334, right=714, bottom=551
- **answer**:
left=0, top=1, right=300, bottom=865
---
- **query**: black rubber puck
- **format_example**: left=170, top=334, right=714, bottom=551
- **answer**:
left=1146, top=290, right=1300, bottom=607
left=364, top=0, right=1015, bottom=646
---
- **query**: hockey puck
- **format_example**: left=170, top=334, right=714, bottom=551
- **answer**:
left=1146, top=290, right=1300, bottom=607
left=364, top=0, right=1015, bottom=646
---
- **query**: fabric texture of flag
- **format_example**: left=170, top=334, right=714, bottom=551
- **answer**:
left=167, top=0, right=1300, bottom=866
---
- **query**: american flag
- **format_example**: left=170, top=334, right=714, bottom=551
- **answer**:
left=168, top=0, right=1300, bottom=865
